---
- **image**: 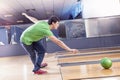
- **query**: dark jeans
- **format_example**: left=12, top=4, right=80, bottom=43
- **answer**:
left=20, top=39, right=46, bottom=72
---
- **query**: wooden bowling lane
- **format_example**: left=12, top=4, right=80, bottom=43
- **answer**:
left=60, top=62, right=120, bottom=80
left=58, top=53, right=120, bottom=63
left=56, top=46, right=120, bottom=56
left=56, top=49, right=120, bottom=80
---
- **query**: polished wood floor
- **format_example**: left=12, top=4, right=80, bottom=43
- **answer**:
left=0, top=54, right=62, bottom=80
left=0, top=47, right=120, bottom=80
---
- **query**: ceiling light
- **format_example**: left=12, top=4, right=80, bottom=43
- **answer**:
left=17, top=20, right=24, bottom=23
left=4, top=14, right=13, bottom=17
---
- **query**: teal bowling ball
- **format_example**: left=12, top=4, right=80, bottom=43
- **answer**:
left=100, top=57, right=112, bottom=69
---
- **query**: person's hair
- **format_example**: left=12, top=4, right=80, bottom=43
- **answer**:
left=48, top=15, right=60, bottom=25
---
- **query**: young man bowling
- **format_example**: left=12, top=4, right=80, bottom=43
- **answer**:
left=20, top=13, right=78, bottom=75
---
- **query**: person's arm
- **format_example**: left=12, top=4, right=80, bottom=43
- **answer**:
left=48, top=36, right=78, bottom=53
left=22, top=13, right=39, bottom=23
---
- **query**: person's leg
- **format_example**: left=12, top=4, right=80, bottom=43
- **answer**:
left=38, top=38, right=48, bottom=68
left=32, top=41, right=46, bottom=72
left=21, top=41, right=47, bottom=74
left=20, top=42, right=36, bottom=65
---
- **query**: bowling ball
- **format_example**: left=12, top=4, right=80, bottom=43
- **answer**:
left=100, top=57, right=112, bottom=69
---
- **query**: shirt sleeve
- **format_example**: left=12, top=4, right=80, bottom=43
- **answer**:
left=45, top=30, right=54, bottom=37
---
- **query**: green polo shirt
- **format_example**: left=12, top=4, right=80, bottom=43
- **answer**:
left=20, top=21, right=53, bottom=45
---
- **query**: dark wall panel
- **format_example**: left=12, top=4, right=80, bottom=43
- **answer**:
left=0, top=28, right=8, bottom=45
left=46, top=35, right=120, bottom=53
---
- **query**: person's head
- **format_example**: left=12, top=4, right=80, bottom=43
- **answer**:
left=48, top=15, right=60, bottom=29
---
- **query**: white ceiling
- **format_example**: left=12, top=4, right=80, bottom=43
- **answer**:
left=0, top=0, right=79, bottom=25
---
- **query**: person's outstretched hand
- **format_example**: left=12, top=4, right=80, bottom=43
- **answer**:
left=68, top=49, right=79, bottom=54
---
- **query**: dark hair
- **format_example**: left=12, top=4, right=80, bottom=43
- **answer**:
left=48, top=15, right=60, bottom=25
